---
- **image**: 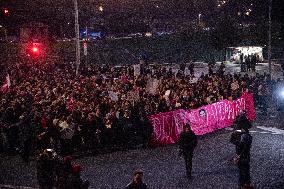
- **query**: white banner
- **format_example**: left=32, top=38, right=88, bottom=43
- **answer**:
left=146, top=78, right=160, bottom=95
left=133, top=64, right=141, bottom=76
left=128, top=90, right=140, bottom=101
left=109, top=91, right=119, bottom=101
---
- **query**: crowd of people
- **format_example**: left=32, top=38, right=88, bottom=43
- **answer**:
left=0, top=57, right=279, bottom=159
left=240, top=53, right=259, bottom=72
left=0, top=55, right=283, bottom=189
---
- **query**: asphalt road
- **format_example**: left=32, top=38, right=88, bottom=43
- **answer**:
left=1, top=123, right=284, bottom=189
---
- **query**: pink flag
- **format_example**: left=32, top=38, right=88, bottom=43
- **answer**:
left=66, top=97, right=75, bottom=111
left=120, top=75, right=129, bottom=83
left=1, top=74, right=11, bottom=93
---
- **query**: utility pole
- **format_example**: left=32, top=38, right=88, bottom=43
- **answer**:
left=268, top=0, right=272, bottom=79
left=85, top=26, right=88, bottom=66
left=74, top=0, right=81, bottom=75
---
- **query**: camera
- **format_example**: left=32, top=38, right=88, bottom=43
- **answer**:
left=44, top=149, right=57, bottom=159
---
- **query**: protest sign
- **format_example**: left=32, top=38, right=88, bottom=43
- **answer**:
left=133, top=64, right=141, bottom=76
left=109, top=91, right=119, bottom=101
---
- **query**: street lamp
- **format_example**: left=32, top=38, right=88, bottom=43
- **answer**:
left=73, top=0, right=81, bottom=75
left=268, top=0, right=272, bottom=79
left=198, top=13, right=202, bottom=24
left=99, top=5, right=104, bottom=12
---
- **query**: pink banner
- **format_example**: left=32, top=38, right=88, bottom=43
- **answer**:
left=148, top=93, right=256, bottom=145
left=149, top=109, right=186, bottom=145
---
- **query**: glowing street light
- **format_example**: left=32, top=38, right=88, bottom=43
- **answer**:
left=4, top=9, right=9, bottom=14
left=198, top=13, right=202, bottom=24
left=99, top=5, right=103, bottom=12
left=268, top=0, right=272, bottom=79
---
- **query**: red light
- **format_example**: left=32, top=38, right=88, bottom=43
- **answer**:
left=25, top=43, right=44, bottom=59
left=32, top=47, right=39, bottom=53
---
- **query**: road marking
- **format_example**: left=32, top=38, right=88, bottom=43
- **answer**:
left=256, top=126, right=284, bottom=135
left=225, top=127, right=234, bottom=131
left=250, top=131, right=271, bottom=134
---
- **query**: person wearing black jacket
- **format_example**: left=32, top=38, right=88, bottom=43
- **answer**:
left=66, top=165, right=89, bottom=189
left=93, top=109, right=105, bottom=149
left=230, top=114, right=253, bottom=189
left=138, top=116, right=153, bottom=149
left=180, top=62, right=186, bottom=73
left=281, top=60, right=284, bottom=77
left=126, top=169, right=148, bottom=189
left=36, top=150, right=56, bottom=189
left=18, top=112, right=35, bottom=162
left=2, top=107, right=19, bottom=153
left=178, top=124, right=198, bottom=178
left=188, top=62, right=194, bottom=76
left=236, top=128, right=252, bottom=189
left=234, top=113, right=252, bottom=131
left=55, top=156, right=73, bottom=189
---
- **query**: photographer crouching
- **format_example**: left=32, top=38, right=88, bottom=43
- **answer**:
left=36, top=149, right=57, bottom=189
left=36, top=149, right=89, bottom=189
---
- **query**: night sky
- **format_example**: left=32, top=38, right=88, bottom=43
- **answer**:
left=1, top=0, right=284, bottom=36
